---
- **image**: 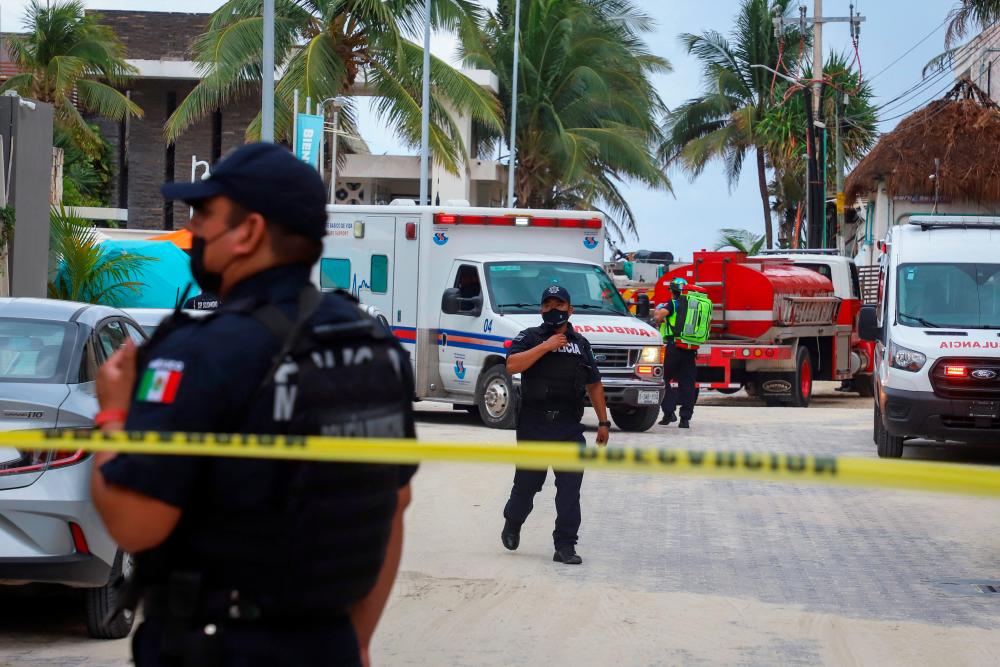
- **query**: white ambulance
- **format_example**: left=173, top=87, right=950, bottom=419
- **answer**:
left=859, top=214, right=1000, bottom=457
left=314, top=203, right=665, bottom=431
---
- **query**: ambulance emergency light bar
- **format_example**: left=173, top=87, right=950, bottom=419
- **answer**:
left=433, top=213, right=602, bottom=229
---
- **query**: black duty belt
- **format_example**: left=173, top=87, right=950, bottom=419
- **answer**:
left=142, top=585, right=346, bottom=627
left=520, top=405, right=579, bottom=422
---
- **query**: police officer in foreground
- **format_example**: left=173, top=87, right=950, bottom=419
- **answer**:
left=501, top=285, right=609, bottom=565
left=90, top=143, right=416, bottom=666
left=655, top=277, right=698, bottom=428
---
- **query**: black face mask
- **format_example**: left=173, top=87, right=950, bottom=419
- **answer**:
left=189, top=227, right=235, bottom=295
left=542, top=308, right=570, bottom=329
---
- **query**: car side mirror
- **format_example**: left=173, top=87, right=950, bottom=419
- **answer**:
left=858, top=305, right=881, bottom=342
left=635, top=294, right=651, bottom=319
left=442, top=288, right=483, bottom=317
left=441, top=287, right=461, bottom=315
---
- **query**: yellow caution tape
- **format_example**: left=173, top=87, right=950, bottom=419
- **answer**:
left=4, top=429, right=999, bottom=498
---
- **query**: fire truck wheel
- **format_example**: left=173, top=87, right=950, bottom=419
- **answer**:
left=789, top=347, right=813, bottom=408
left=610, top=405, right=660, bottom=432
left=744, top=381, right=759, bottom=398
left=853, top=374, right=875, bottom=397
left=714, top=387, right=741, bottom=395
left=477, top=364, right=518, bottom=430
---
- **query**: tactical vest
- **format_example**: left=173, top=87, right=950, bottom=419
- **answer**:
left=520, top=336, right=589, bottom=412
left=147, top=288, right=415, bottom=616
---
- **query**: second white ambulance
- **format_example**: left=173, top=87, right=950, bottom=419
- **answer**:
left=860, top=214, right=1000, bottom=457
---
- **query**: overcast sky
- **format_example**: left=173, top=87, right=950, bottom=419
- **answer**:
left=1, top=1, right=959, bottom=256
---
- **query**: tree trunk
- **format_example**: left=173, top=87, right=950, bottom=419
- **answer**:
left=755, top=146, right=774, bottom=249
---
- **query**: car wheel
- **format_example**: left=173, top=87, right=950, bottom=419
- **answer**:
left=610, top=405, right=660, bottom=432
left=477, top=364, right=518, bottom=430
left=86, top=550, right=135, bottom=640
left=875, top=403, right=905, bottom=458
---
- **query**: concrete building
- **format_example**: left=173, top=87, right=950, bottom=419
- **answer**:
left=952, top=22, right=1000, bottom=103
left=1, top=9, right=507, bottom=230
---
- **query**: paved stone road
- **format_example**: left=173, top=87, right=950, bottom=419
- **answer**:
left=2, top=384, right=998, bottom=666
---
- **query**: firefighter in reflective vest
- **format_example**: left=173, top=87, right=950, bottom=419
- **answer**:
left=654, top=277, right=712, bottom=428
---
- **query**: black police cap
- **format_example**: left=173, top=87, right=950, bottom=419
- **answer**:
left=540, top=285, right=571, bottom=305
left=161, top=142, right=327, bottom=242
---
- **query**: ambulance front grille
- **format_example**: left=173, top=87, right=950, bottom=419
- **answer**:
left=592, top=347, right=639, bottom=369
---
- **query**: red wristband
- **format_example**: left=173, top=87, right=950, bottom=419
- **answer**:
left=94, top=409, right=128, bottom=428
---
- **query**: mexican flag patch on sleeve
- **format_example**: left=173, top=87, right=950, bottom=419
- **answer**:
left=136, top=359, right=185, bottom=404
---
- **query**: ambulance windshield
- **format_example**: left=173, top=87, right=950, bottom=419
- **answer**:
left=486, top=262, right=630, bottom=316
left=897, top=263, right=1000, bottom=329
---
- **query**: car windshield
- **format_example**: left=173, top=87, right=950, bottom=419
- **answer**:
left=0, top=319, right=72, bottom=382
left=486, top=261, right=630, bottom=316
left=896, top=263, right=1000, bottom=329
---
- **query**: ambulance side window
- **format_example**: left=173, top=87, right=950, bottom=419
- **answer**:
left=371, top=255, right=388, bottom=293
left=320, top=258, right=351, bottom=290
left=454, top=265, right=482, bottom=314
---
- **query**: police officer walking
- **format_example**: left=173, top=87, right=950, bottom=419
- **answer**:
left=655, top=277, right=698, bottom=428
left=90, top=143, right=416, bottom=666
left=501, top=285, right=609, bottom=565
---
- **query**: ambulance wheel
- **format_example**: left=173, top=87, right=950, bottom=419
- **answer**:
left=853, top=374, right=875, bottom=398
left=477, top=364, right=518, bottom=430
left=875, top=403, right=904, bottom=458
left=610, top=406, right=659, bottom=432
left=789, top=347, right=813, bottom=408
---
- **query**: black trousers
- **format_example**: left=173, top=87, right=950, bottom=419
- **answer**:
left=662, top=344, right=698, bottom=421
left=132, top=613, right=361, bottom=667
left=504, top=413, right=585, bottom=550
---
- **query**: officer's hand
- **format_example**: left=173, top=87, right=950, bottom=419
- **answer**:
left=543, top=333, right=568, bottom=351
left=97, top=338, right=138, bottom=413
left=596, top=424, right=610, bottom=446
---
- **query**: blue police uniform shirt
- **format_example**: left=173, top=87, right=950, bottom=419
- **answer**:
left=100, top=264, right=416, bottom=575
left=508, top=322, right=601, bottom=441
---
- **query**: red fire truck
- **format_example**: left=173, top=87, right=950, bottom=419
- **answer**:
left=655, top=250, right=874, bottom=407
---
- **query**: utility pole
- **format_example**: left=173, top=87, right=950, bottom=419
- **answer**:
left=812, top=0, right=823, bottom=123
left=261, top=0, right=275, bottom=142
left=835, top=93, right=846, bottom=253
left=774, top=3, right=864, bottom=249
left=507, top=0, right=522, bottom=208
left=419, top=0, right=432, bottom=206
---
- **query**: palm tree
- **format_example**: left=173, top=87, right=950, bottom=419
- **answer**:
left=48, top=207, right=154, bottom=305
left=715, top=229, right=764, bottom=255
left=460, top=0, right=670, bottom=240
left=946, top=0, right=1000, bottom=47
left=0, top=1, right=142, bottom=155
left=714, top=228, right=765, bottom=255
left=658, top=0, right=805, bottom=249
left=166, top=0, right=502, bottom=175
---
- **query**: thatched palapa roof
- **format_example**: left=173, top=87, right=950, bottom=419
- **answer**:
left=845, top=79, right=1000, bottom=205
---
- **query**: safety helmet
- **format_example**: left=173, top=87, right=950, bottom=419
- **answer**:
left=670, top=277, right=688, bottom=292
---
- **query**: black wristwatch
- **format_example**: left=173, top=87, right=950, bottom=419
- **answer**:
left=598, top=420, right=611, bottom=428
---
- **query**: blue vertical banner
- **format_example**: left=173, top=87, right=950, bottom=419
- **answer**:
left=295, top=113, right=323, bottom=170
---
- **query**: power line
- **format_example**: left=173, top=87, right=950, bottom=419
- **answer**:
left=866, top=40, right=982, bottom=116
left=867, top=16, right=950, bottom=83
